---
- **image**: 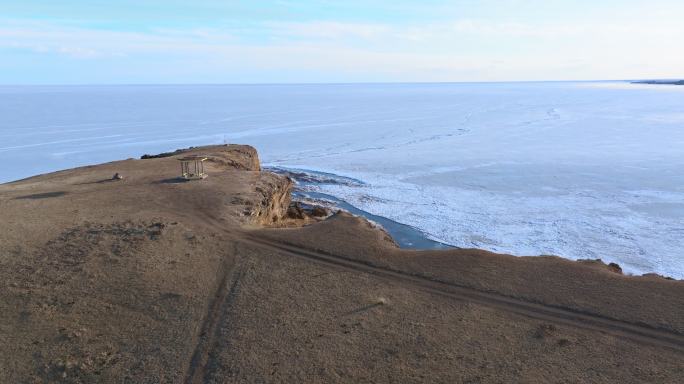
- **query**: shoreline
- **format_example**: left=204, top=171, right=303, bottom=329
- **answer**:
left=267, top=165, right=679, bottom=280
left=1, top=152, right=679, bottom=281
left=266, top=166, right=453, bottom=250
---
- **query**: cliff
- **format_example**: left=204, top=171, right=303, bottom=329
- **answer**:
left=0, top=145, right=682, bottom=383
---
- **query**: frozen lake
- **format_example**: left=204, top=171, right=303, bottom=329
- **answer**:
left=1, top=82, right=683, bottom=278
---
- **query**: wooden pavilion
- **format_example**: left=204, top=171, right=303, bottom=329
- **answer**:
left=178, top=155, right=208, bottom=180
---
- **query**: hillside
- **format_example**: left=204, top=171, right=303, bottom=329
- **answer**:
left=0, top=145, right=682, bottom=383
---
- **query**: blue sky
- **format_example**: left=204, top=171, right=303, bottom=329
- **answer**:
left=1, top=1, right=682, bottom=84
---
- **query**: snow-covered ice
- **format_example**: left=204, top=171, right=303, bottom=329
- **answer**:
left=1, top=82, right=683, bottom=278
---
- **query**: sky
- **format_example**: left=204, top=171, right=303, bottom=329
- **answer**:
left=0, top=0, right=683, bottom=84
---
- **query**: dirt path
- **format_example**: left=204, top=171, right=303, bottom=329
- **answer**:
left=238, top=234, right=684, bottom=353
left=183, top=247, right=244, bottom=384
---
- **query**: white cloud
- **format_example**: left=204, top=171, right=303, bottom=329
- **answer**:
left=269, top=21, right=391, bottom=40
left=0, top=16, right=683, bottom=82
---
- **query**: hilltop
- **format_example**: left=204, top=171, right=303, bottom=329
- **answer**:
left=0, top=145, right=682, bottom=383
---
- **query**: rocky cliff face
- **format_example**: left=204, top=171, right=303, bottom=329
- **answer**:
left=245, top=172, right=294, bottom=226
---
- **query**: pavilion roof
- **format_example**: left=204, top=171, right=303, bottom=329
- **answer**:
left=177, top=155, right=208, bottom=162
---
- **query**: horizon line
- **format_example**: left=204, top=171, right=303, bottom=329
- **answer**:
left=0, top=78, right=662, bottom=87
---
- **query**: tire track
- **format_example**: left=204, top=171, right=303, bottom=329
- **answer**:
left=184, top=248, right=244, bottom=384
left=189, top=207, right=684, bottom=353
left=239, top=234, right=684, bottom=353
